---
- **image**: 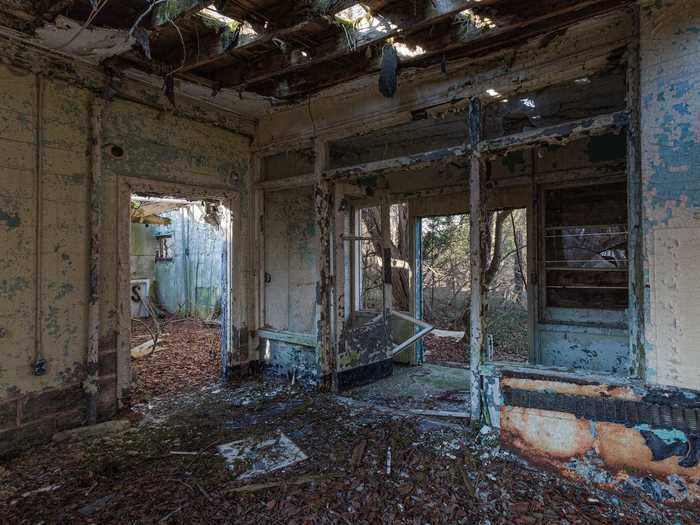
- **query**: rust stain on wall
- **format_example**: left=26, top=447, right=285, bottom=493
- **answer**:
left=501, top=406, right=594, bottom=461
left=595, top=423, right=700, bottom=484
left=501, top=377, right=641, bottom=401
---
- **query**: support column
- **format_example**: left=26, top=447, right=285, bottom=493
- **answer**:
left=333, top=184, right=350, bottom=372
left=250, top=156, right=264, bottom=365
left=409, top=202, right=423, bottom=365
left=380, top=196, right=392, bottom=323
left=468, top=97, right=487, bottom=425
left=86, top=96, right=105, bottom=424
left=626, top=11, right=644, bottom=379
left=314, top=139, right=335, bottom=390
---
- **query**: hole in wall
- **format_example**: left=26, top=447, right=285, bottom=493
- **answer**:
left=108, top=144, right=125, bottom=159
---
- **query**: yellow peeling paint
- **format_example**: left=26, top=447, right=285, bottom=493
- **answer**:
left=0, top=61, right=250, bottom=409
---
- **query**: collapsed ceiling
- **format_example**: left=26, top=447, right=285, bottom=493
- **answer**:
left=0, top=0, right=630, bottom=103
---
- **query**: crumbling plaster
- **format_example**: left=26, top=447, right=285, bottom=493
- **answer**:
left=640, top=0, right=700, bottom=389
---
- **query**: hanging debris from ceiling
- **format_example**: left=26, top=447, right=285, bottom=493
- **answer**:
left=378, top=43, right=398, bottom=98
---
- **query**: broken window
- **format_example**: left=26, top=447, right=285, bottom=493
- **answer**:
left=155, top=234, right=173, bottom=261
left=357, top=206, right=383, bottom=312
left=483, top=70, right=627, bottom=140
left=354, top=203, right=409, bottom=312
left=543, top=181, right=628, bottom=310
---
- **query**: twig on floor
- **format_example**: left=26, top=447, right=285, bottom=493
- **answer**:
left=225, top=475, right=326, bottom=493
left=158, top=504, right=186, bottom=523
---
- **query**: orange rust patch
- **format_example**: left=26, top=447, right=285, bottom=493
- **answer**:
left=501, top=377, right=640, bottom=401
left=595, top=423, right=700, bottom=490
left=501, top=406, right=594, bottom=460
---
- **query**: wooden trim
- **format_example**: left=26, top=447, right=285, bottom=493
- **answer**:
left=256, top=172, right=316, bottom=191
left=479, top=111, right=629, bottom=157
left=322, top=112, right=627, bottom=184
left=324, top=144, right=468, bottom=181
left=86, top=97, right=105, bottom=424
left=256, top=329, right=317, bottom=348
left=625, top=14, right=644, bottom=380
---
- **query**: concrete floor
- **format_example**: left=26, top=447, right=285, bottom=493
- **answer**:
left=344, top=363, right=470, bottom=413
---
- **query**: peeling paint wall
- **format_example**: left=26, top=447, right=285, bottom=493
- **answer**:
left=640, top=0, right=700, bottom=390
left=130, top=223, right=159, bottom=281
left=496, top=370, right=700, bottom=505
left=151, top=205, right=226, bottom=320
left=0, top=66, right=92, bottom=451
left=262, top=187, right=319, bottom=378
left=0, top=63, right=250, bottom=453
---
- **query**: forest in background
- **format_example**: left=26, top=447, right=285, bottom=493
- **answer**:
left=359, top=205, right=529, bottom=362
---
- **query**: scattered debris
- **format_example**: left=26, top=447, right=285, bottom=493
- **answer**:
left=228, top=475, right=325, bottom=493
left=408, top=409, right=470, bottom=418
left=0, top=381, right=697, bottom=524
left=129, top=317, right=220, bottom=403
left=217, top=433, right=308, bottom=480
left=130, top=338, right=165, bottom=359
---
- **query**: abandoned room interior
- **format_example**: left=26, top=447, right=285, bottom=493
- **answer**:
left=1, top=0, right=699, bottom=522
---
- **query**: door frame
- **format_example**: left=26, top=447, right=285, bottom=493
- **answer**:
left=117, top=177, right=240, bottom=399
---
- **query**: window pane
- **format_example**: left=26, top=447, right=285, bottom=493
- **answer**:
left=544, top=182, right=628, bottom=310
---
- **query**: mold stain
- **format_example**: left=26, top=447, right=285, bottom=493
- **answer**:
left=0, top=208, right=21, bottom=228
left=0, top=277, right=29, bottom=299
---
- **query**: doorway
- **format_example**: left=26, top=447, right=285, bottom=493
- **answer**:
left=122, top=183, right=235, bottom=404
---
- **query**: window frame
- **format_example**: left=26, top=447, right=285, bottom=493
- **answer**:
left=537, top=174, right=629, bottom=329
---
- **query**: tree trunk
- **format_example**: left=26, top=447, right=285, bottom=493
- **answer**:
left=460, top=210, right=512, bottom=342
left=360, top=205, right=411, bottom=312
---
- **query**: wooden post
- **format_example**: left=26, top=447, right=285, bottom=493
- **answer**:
left=250, top=155, right=264, bottom=366
left=468, top=97, right=486, bottom=425
left=333, top=184, right=350, bottom=376
left=314, top=139, right=335, bottom=390
left=380, top=196, right=392, bottom=324
left=85, top=96, right=105, bottom=424
left=626, top=9, right=644, bottom=379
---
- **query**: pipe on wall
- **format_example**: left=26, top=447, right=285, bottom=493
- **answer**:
left=85, top=96, right=105, bottom=424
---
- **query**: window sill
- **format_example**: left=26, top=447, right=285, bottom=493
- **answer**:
left=480, top=361, right=641, bottom=387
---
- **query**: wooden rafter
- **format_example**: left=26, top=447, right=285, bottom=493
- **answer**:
left=162, top=0, right=365, bottom=73
left=212, top=0, right=500, bottom=91
left=212, top=0, right=628, bottom=98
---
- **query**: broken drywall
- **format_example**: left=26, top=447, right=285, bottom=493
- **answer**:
left=34, top=16, right=135, bottom=64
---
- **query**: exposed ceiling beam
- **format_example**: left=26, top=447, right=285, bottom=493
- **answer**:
left=212, top=0, right=499, bottom=91
left=246, top=0, right=629, bottom=99
left=152, top=0, right=209, bottom=29
left=166, top=0, right=364, bottom=73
